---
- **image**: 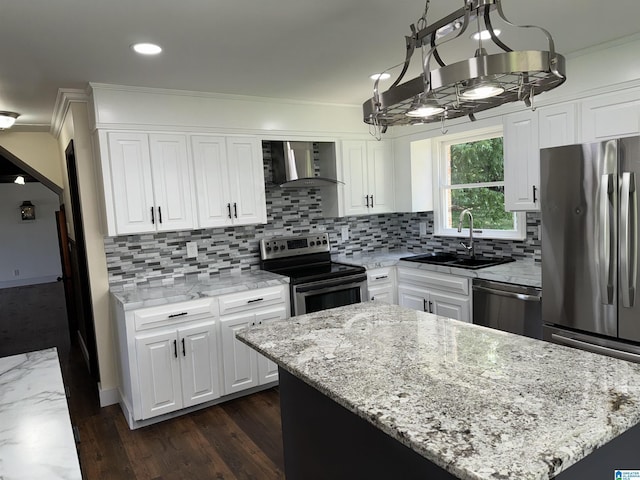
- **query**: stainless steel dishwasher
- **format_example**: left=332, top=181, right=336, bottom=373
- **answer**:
left=472, top=279, right=542, bottom=339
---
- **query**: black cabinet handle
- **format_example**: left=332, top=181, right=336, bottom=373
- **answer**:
left=151, top=207, right=155, bottom=224
left=429, top=301, right=434, bottom=313
left=365, top=195, right=370, bottom=207
left=181, top=338, right=186, bottom=357
left=533, top=185, right=538, bottom=203
left=173, top=340, right=177, bottom=358
left=158, top=206, right=163, bottom=223
left=233, top=202, right=238, bottom=218
left=227, top=203, right=232, bottom=218
left=247, top=298, right=264, bottom=304
left=422, top=299, right=427, bottom=312
left=374, top=275, right=388, bottom=280
left=370, top=194, right=374, bottom=207
left=168, top=312, right=188, bottom=318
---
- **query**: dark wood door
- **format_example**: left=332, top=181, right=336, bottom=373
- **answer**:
left=65, top=140, right=100, bottom=381
left=55, top=205, right=78, bottom=337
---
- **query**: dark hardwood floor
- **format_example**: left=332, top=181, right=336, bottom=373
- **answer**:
left=1, top=282, right=286, bottom=480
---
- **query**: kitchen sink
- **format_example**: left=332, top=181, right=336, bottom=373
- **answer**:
left=400, top=253, right=515, bottom=270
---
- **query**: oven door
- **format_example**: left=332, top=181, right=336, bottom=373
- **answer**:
left=293, top=274, right=368, bottom=316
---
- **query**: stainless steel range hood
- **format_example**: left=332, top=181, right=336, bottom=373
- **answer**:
left=270, top=141, right=341, bottom=187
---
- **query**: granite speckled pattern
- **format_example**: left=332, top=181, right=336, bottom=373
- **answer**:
left=238, top=302, right=640, bottom=480
left=111, top=270, right=289, bottom=310
left=335, top=251, right=541, bottom=288
left=0, top=348, right=81, bottom=480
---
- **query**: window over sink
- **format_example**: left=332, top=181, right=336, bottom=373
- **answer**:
left=432, top=126, right=526, bottom=240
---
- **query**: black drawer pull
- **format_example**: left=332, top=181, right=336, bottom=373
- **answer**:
left=182, top=338, right=186, bottom=356
left=168, top=312, right=188, bottom=318
left=151, top=207, right=155, bottom=224
left=247, top=298, right=264, bottom=304
left=158, top=206, right=163, bottom=223
left=173, top=340, right=177, bottom=358
left=227, top=203, right=232, bottom=218
left=373, top=275, right=388, bottom=280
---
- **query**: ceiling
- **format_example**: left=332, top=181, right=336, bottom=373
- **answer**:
left=1, top=0, right=640, bottom=132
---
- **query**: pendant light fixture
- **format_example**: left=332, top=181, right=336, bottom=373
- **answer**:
left=0, top=111, right=20, bottom=130
left=364, top=0, right=566, bottom=138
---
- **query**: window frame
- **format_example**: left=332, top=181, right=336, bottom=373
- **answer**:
left=431, top=125, right=526, bottom=240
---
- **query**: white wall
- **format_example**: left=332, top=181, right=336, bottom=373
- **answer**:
left=0, top=183, right=61, bottom=288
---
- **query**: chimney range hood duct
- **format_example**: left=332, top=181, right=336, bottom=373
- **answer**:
left=270, top=141, right=341, bottom=187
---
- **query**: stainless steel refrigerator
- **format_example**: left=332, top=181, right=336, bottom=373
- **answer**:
left=540, top=138, right=640, bottom=363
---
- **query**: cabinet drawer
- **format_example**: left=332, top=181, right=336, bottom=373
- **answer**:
left=367, top=267, right=394, bottom=285
left=397, top=267, right=469, bottom=296
left=218, top=285, right=287, bottom=316
left=133, top=298, right=215, bottom=332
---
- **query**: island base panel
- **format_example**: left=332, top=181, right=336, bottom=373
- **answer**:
left=278, top=368, right=457, bottom=480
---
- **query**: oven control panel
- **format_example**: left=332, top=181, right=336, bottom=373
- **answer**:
left=260, top=233, right=330, bottom=260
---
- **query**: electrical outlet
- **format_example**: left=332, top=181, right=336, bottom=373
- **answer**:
left=341, top=226, right=349, bottom=242
left=419, top=222, right=427, bottom=237
left=13, top=269, right=19, bottom=277
left=186, top=241, right=198, bottom=258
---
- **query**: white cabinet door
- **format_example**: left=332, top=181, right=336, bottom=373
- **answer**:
left=227, top=137, right=267, bottom=226
left=341, top=140, right=369, bottom=216
left=503, top=110, right=540, bottom=211
left=368, top=285, right=395, bottom=304
left=107, top=132, right=155, bottom=234
left=581, top=89, right=640, bottom=142
left=192, top=135, right=266, bottom=228
left=255, top=307, right=287, bottom=385
left=397, top=284, right=427, bottom=312
left=136, top=331, right=183, bottom=419
left=178, top=321, right=221, bottom=408
left=430, top=290, right=471, bottom=323
left=191, top=135, right=232, bottom=228
left=220, top=314, right=258, bottom=394
left=539, top=103, right=577, bottom=148
left=149, top=134, right=195, bottom=232
left=367, top=140, right=395, bottom=214
left=341, top=140, right=395, bottom=216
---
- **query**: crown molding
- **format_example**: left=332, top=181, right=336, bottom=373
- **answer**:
left=50, top=88, right=89, bottom=138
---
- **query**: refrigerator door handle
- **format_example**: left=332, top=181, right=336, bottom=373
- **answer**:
left=620, top=172, right=637, bottom=308
left=599, top=173, right=615, bottom=304
left=551, top=333, right=640, bottom=363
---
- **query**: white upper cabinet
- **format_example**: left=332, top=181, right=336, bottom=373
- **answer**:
left=581, top=89, right=640, bottom=142
left=107, top=132, right=156, bottom=234
left=102, top=132, right=195, bottom=235
left=191, top=135, right=266, bottom=228
left=149, top=134, right=196, bottom=232
left=538, top=103, right=578, bottom=148
left=341, top=140, right=394, bottom=216
left=503, top=110, right=540, bottom=212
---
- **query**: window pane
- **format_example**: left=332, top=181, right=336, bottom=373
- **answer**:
left=449, top=137, right=504, bottom=185
left=446, top=186, right=515, bottom=230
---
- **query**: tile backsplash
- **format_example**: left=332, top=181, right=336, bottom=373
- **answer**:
left=104, top=143, right=540, bottom=288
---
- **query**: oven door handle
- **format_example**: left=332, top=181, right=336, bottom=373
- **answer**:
left=295, top=275, right=368, bottom=293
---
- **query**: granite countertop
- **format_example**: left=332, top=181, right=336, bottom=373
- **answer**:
left=0, top=348, right=82, bottom=480
left=237, top=302, right=640, bottom=480
left=334, top=251, right=541, bottom=288
left=111, top=270, right=289, bottom=310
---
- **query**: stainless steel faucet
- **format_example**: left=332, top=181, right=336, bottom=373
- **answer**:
left=457, top=208, right=475, bottom=258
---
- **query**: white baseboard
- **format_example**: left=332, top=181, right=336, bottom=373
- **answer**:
left=98, top=383, right=120, bottom=407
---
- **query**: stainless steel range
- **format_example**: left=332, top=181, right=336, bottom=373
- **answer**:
left=259, top=233, right=367, bottom=316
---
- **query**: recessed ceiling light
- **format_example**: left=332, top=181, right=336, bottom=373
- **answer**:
left=131, top=43, right=162, bottom=55
left=471, top=29, right=501, bottom=41
left=370, top=73, right=391, bottom=81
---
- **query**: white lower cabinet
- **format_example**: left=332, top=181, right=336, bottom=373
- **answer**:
left=112, top=284, right=289, bottom=429
left=136, top=320, right=220, bottom=419
left=220, top=304, right=287, bottom=395
left=397, top=267, right=471, bottom=322
left=367, top=267, right=397, bottom=304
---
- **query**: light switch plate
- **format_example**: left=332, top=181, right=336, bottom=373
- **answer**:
left=186, top=241, right=198, bottom=258
left=341, top=226, right=349, bottom=242
left=419, top=222, right=427, bottom=237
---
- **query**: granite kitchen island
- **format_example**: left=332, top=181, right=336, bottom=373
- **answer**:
left=237, top=302, right=640, bottom=480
